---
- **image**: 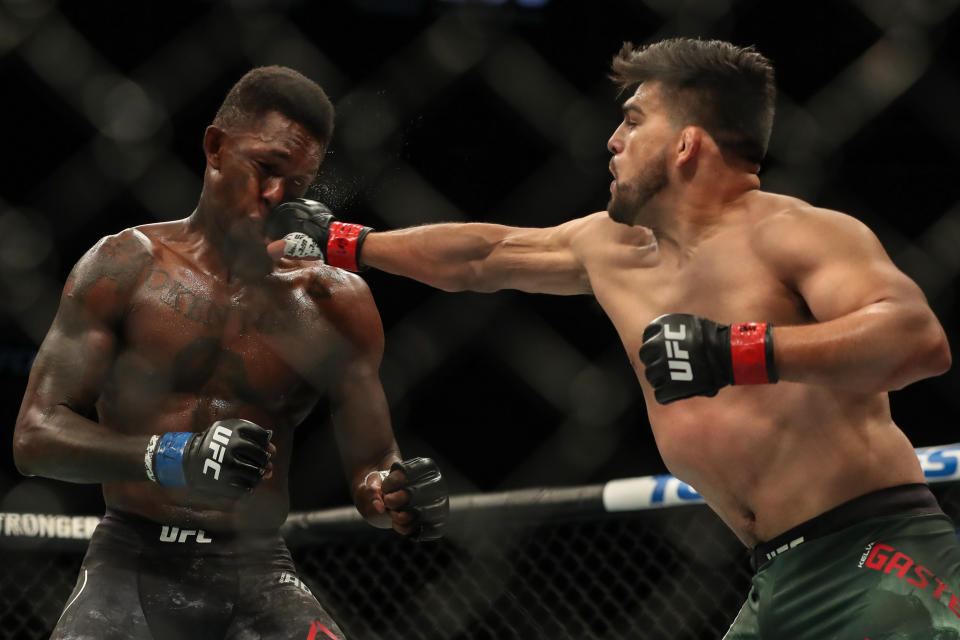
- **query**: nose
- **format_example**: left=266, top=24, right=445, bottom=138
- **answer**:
left=261, top=177, right=284, bottom=209
left=607, top=128, right=623, bottom=155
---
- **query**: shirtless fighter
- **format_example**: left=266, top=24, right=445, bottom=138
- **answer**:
left=14, top=66, right=448, bottom=640
left=265, top=40, right=958, bottom=638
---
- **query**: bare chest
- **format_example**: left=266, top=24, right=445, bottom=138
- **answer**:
left=113, top=263, right=326, bottom=417
left=586, top=239, right=808, bottom=376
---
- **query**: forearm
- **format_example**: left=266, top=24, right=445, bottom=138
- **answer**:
left=775, top=301, right=951, bottom=392
left=332, top=384, right=402, bottom=525
left=333, top=378, right=402, bottom=508
left=361, top=224, right=509, bottom=292
left=14, top=404, right=152, bottom=483
left=346, top=445, right=401, bottom=530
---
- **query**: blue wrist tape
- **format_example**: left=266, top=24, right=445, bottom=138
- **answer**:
left=154, top=432, right=192, bottom=487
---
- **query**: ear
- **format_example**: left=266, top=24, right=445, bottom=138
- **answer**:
left=203, top=125, right=226, bottom=169
left=675, top=126, right=701, bottom=167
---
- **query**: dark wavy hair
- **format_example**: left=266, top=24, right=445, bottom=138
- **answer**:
left=610, top=38, right=776, bottom=164
left=213, top=66, right=334, bottom=147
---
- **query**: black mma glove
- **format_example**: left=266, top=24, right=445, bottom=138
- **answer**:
left=266, top=198, right=372, bottom=271
left=389, top=457, right=450, bottom=542
left=145, top=418, right=272, bottom=499
left=639, top=313, right=778, bottom=405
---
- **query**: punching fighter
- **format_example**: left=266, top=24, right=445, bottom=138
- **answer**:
left=266, top=39, right=958, bottom=638
left=14, top=66, right=448, bottom=640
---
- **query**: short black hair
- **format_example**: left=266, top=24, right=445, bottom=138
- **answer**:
left=213, top=65, right=334, bottom=147
left=610, top=38, right=776, bottom=164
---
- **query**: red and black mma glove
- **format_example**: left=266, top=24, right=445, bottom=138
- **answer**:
left=390, top=457, right=450, bottom=542
left=266, top=198, right=372, bottom=271
left=639, top=313, right=778, bottom=405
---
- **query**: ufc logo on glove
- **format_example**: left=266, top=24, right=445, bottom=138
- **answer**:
left=663, top=324, right=693, bottom=381
left=640, top=314, right=777, bottom=404
left=203, top=424, right=233, bottom=480
left=146, top=418, right=272, bottom=498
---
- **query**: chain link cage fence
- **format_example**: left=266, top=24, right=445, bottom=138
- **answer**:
left=2, top=476, right=959, bottom=640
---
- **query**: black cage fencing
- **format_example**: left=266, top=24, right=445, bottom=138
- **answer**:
left=2, top=471, right=960, bottom=640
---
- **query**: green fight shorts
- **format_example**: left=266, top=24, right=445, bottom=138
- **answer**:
left=724, top=484, right=960, bottom=640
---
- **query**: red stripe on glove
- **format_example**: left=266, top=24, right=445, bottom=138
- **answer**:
left=326, top=222, right=366, bottom=271
left=730, top=322, right=772, bottom=385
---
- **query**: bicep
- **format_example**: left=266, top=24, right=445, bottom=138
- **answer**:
left=481, top=223, right=591, bottom=295
left=377, top=220, right=592, bottom=295
left=496, top=212, right=653, bottom=295
left=760, top=210, right=928, bottom=321
left=20, top=233, right=147, bottom=415
left=20, top=284, right=120, bottom=425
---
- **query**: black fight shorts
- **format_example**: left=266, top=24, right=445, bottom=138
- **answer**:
left=51, top=509, right=346, bottom=640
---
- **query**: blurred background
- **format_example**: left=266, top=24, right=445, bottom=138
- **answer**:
left=3, top=1, right=960, bottom=638
left=1, top=0, right=958, bottom=519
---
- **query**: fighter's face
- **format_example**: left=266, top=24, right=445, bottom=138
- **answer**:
left=205, top=111, right=323, bottom=246
left=606, top=83, right=673, bottom=226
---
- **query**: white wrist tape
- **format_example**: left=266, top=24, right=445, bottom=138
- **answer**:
left=144, top=435, right=160, bottom=483
left=281, top=232, right=324, bottom=258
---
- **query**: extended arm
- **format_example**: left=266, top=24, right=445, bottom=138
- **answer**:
left=762, top=208, right=950, bottom=392
left=360, top=221, right=593, bottom=294
left=266, top=198, right=600, bottom=295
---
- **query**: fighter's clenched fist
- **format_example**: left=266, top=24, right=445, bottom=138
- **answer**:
left=639, top=313, right=777, bottom=404
left=266, top=198, right=372, bottom=272
left=361, top=457, right=450, bottom=541
left=146, top=418, right=274, bottom=499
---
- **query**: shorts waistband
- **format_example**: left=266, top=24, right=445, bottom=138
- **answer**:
left=100, top=508, right=280, bottom=552
left=751, top=483, right=942, bottom=571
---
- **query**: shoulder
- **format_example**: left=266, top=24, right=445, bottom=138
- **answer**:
left=562, top=211, right=656, bottom=249
left=280, top=259, right=373, bottom=303
left=751, top=195, right=882, bottom=255
left=747, top=193, right=889, bottom=277
left=566, top=211, right=651, bottom=235
left=280, top=261, right=384, bottom=349
left=67, top=227, right=156, bottom=299
left=84, top=227, right=155, bottom=264
left=752, top=194, right=873, bottom=235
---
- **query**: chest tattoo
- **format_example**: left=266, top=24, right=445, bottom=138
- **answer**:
left=142, top=268, right=301, bottom=334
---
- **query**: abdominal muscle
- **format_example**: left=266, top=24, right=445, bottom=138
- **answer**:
left=644, top=380, right=925, bottom=547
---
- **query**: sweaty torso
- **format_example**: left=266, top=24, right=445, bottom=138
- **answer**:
left=577, top=192, right=923, bottom=546
left=99, top=222, right=350, bottom=532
